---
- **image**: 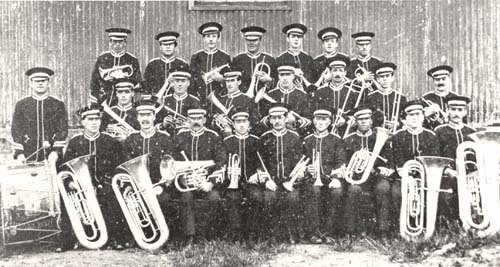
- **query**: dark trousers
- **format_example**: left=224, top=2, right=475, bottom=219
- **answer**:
left=262, top=186, right=301, bottom=239
left=181, top=189, right=222, bottom=237
left=243, top=185, right=265, bottom=237
left=439, top=176, right=459, bottom=223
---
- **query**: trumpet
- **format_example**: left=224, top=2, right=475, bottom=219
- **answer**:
left=245, top=58, right=270, bottom=98
left=311, top=149, right=323, bottom=187
left=422, top=98, right=447, bottom=124
left=400, top=156, right=453, bottom=240
left=99, top=64, right=133, bottom=81
left=202, top=64, right=229, bottom=85
left=159, top=105, right=188, bottom=129
left=227, top=154, right=241, bottom=189
left=101, top=102, right=136, bottom=139
left=112, top=155, right=169, bottom=251
left=283, top=155, right=310, bottom=191
left=56, top=155, right=108, bottom=250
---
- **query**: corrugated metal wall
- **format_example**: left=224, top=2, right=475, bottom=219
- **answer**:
left=0, top=0, right=498, bottom=128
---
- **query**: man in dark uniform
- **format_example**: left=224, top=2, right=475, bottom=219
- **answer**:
left=276, top=23, right=316, bottom=94
left=365, top=62, right=407, bottom=132
left=313, top=27, right=348, bottom=86
left=302, top=106, right=347, bottom=244
left=422, top=65, right=459, bottom=130
left=11, top=67, right=68, bottom=164
left=101, top=78, right=140, bottom=140
left=346, top=32, right=382, bottom=80
left=155, top=64, right=201, bottom=135
left=392, top=100, right=441, bottom=222
left=435, top=95, right=476, bottom=222
left=189, top=22, right=231, bottom=102
left=232, top=26, right=276, bottom=92
left=60, top=104, right=126, bottom=250
left=222, top=107, right=261, bottom=241
left=143, top=31, right=189, bottom=96
left=259, top=103, right=303, bottom=243
left=89, top=28, right=141, bottom=105
left=173, top=108, right=227, bottom=241
left=343, top=105, right=394, bottom=238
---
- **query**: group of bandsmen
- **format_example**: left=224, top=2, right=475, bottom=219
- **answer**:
left=10, top=22, right=478, bottom=251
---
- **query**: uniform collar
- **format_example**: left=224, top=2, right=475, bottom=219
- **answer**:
left=203, top=48, right=218, bottom=55
left=116, top=103, right=133, bottom=112
left=173, top=93, right=188, bottom=101
left=407, top=127, right=424, bottom=135
left=272, top=128, right=287, bottom=137
left=328, top=79, right=349, bottom=91
left=279, top=84, right=296, bottom=94
left=246, top=51, right=262, bottom=58
left=84, top=131, right=100, bottom=141
left=377, top=88, right=395, bottom=96
left=140, top=127, right=156, bottom=139
left=161, top=55, right=175, bottom=64
left=357, top=55, right=372, bottom=62
left=32, top=92, right=49, bottom=101
left=227, top=91, right=242, bottom=98
left=356, top=129, right=373, bottom=137
left=448, top=121, right=464, bottom=130
left=323, top=51, right=338, bottom=58
left=110, top=50, right=125, bottom=57
left=314, top=130, right=329, bottom=138
left=287, top=49, right=302, bottom=56
left=433, top=89, right=450, bottom=97
left=234, top=132, right=249, bottom=139
left=191, top=127, right=206, bottom=136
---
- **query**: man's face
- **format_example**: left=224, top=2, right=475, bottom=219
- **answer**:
left=225, top=77, right=241, bottom=94
left=376, top=73, right=395, bottom=89
left=313, top=116, right=331, bottom=132
left=29, top=78, right=50, bottom=95
left=137, top=111, right=155, bottom=131
left=287, top=33, right=303, bottom=50
left=433, top=75, right=451, bottom=93
left=322, top=38, right=338, bottom=54
left=109, top=39, right=127, bottom=54
left=449, top=106, right=467, bottom=124
left=173, top=78, right=190, bottom=95
left=270, top=114, right=286, bottom=131
left=356, top=116, right=372, bottom=132
left=116, top=89, right=133, bottom=106
left=159, top=42, right=176, bottom=57
left=356, top=43, right=371, bottom=57
left=203, top=33, right=219, bottom=50
left=406, top=110, right=425, bottom=129
left=81, top=116, right=101, bottom=135
left=278, top=72, right=295, bottom=88
left=233, top=118, right=250, bottom=135
left=188, top=116, right=206, bottom=131
left=331, top=67, right=346, bottom=83
left=246, top=38, right=262, bottom=53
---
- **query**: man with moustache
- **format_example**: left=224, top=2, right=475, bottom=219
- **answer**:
left=422, top=65, right=459, bottom=130
left=143, top=31, right=189, bottom=95
left=190, top=22, right=231, bottom=103
left=90, top=28, right=141, bottom=105
left=346, top=32, right=382, bottom=81
left=434, top=95, right=476, bottom=222
left=313, top=27, right=348, bottom=86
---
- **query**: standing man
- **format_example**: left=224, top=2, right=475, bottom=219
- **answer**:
left=190, top=22, right=231, bottom=102
left=143, top=31, right=189, bottom=95
left=346, top=32, right=382, bottom=80
left=11, top=67, right=68, bottom=164
left=89, top=28, right=141, bottom=105
left=314, top=27, right=348, bottom=86
left=422, top=65, right=459, bottom=130
left=276, top=23, right=316, bottom=94
left=232, top=26, right=276, bottom=92
left=434, top=95, right=476, bottom=222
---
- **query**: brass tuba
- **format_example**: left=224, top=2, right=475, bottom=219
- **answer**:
left=56, top=155, right=108, bottom=249
left=400, top=156, right=453, bottom=240
left=112, top=155, right=169, bottom=251
left=456, top=128, right=500, bottom=236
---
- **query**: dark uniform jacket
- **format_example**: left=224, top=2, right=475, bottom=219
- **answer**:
left=155, top=93, right=201, bottom=133
left=101, top=103, right=140, bottom=132
left=143, top=56, right=189, bottom=95
left=259, top=129, right=302, bottom=183
left=122, top=129, right=173, bottom=183
left=421, top=91, right=459, bottom=130
left=303, top=131, right=347, bottom=183
left=346, top=55, right=382, bottom=80
left=11, top=94, right=68, bottom=161
left=223, top=133, right=260, bottom=184
left=265, top=86, right=310, bottom=118
left=313, top=51, right=349, bottom=80
left=189, top=49, right=231, bottom=101
left=435, top=123, right=476, bottom=161
left=62, top=132, right=123, bottom=193
left=392, top=127, right=440, bottom=169
left=173, top=127, right=227, bottom=177
left=89, top=50, right=141, bottom=104
left=276, top=50, right=316, bottom=93
left=311, top=80, right=364, bottom=113
left=365, top=89, right=408, bottom=129
left=232, top=51, right=277, bottom=90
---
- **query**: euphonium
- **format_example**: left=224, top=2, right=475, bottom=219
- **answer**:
left=99, top=64, right=133, bottom=81
left=56, top=155, right=108, bottom=250
left=227, top=154, right=241, bottom=189
left=400, top=156, right=453, bottom=240
left=112, top=155, right=169, bottom=251
left=283, top=155, right=310, bottom=192
left=245, top=59, right=270, bottom=98
left=456, top=128, right=500, bottom=236
left=312, top=149, right=323, bottom=187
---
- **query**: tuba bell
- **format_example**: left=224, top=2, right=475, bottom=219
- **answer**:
left=456, top=128, right=500, bottom=236
left=400, top=156, right=453, bottom=240
left=112, top=155, right=169, bottom=251
left=56, top=155, right=108, bottom=250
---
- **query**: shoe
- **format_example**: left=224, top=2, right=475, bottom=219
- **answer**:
left=114, top=243, right=125, bottom=250
left=323, top=236, right=335, bottom=245
left=310, top=235, right=323, bottom=244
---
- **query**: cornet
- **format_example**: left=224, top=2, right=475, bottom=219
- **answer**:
left=245, top=58, right=270, bottom=98
left=99, top=65, right=133, bottom=81
left=283, top=155, right=310, bottom=191
left=202, top=64, right=229, bottom=85
left=159, top=105, right=188, bottom=129
left=422, top=98, right=448, bottom=124
left=311, top=149, right=323, bottom=187
left=227, top=154, right=241, bottom=189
